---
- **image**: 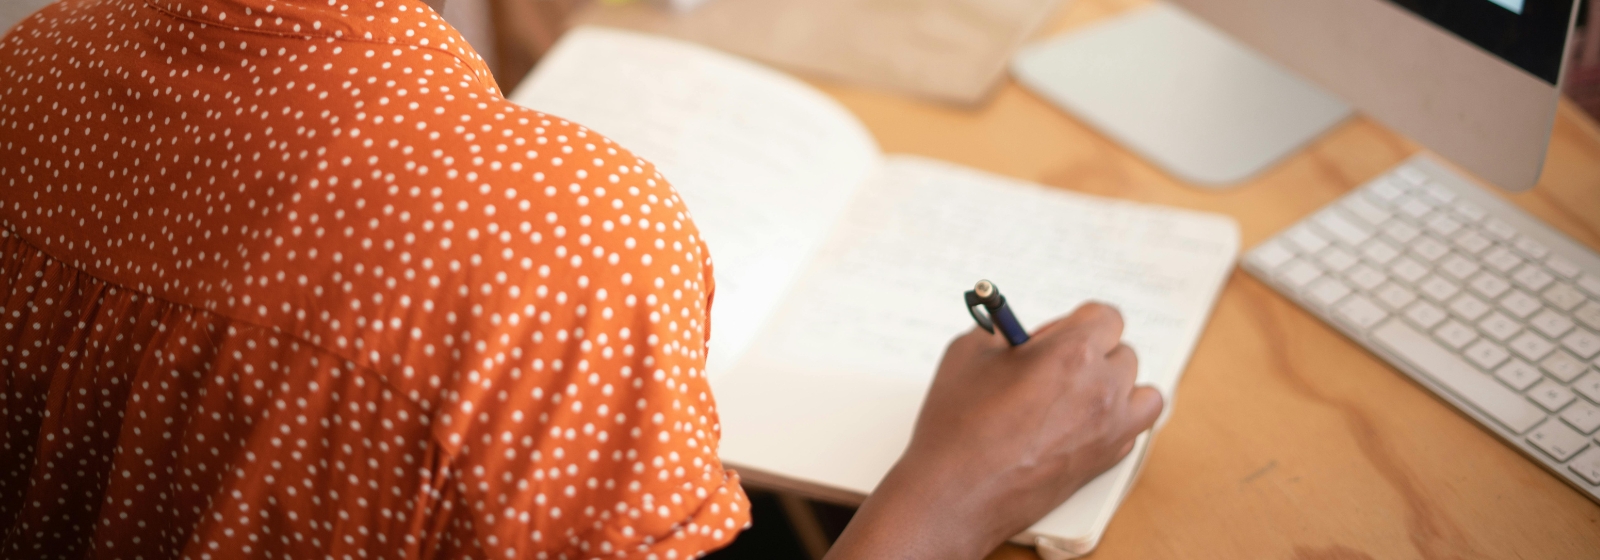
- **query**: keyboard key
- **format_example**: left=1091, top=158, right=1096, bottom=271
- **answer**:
left=1477, top=312, right=1523, bottom=342
left=1499, top=290, right=1542, bottom=319
left=1418, top=275, right=1459, bottom=302
left=1434, top=320, right=1479, bottom=350
left=1395, top=166, right=1428, bottom=186
left=1447, top=294, right=1491, bottom=321
left=1570, top=447, right=1600, bottom=485
left=1529, top=380, right=1577, bottom=412
left=1495, top=359, right=1544, bottom=391
left=1467, top=272, right=1511, bottom=299
left=1248, top=240, right=1296, bottom=271
left=1561, top=401, right=1600, bottom=434
left=1375, top=283, right=1417, bottom=310
left=1368, top=177, right=1405, bottom=201
left=1307, top=278, right=1353, bottom=307
left=1528, top=308, right=1575, bottom=339
left=1344, top=264, right=1387, bottom=291
left=1438, top=253, right=1480, bottom=281
left=1578, top=274, right=1600, bottom=298
left=1546, top=255, right=1581, bottom=279
left=1360, top=239, right=1401, bottom=264
left=1451, top=229, right=1492, bottom=255
left=1541, top=282, right=1587, bottom=311
left=1318, top=247, right=1360, bottom=273
left=1343, top=195, right=1392, bottom=225
left=1279, top=260, right=1323, bottom=289
left=1576, top=301, right=1600, bottom=331
left=1389, top=257, right=1429, bottom=284
left=1527, top=419, right=1589, bottom=461
left=1462, top=339, right=1510, bottom=370
left=1562, top=329, right=1600, bottom=359
left=1509, top=332, right=1556, bottom=361
left=1452, top=200, right=1487, bottom=222
left=1411, top=236, right=1450, bottom=262
left=1541, top=351, right=1590, bottom=383
left=1482, top=246, right=1523, bottom=273
left=1314, top=210, right=1371, bottom=246
left=1513, top=236, right=1550, bottom=260
left=1287, top=226, right=1330, bottom=254
left=1424, top=214, right=1461, bottom=236
left=1397, top=197, right=1433, bottom=219
left=1575, top=372, right=1600, bottom=403
left=1422, top=182, right=1455, bottom=204
left=1373, top=320, right=1545, bottom=433
left=1510, top=264, right=1554, bottom=292
left=1483, top=218, right=1518, bottom=241
left=1383, top=221, right=1421, bottom=244
left=1334, top=295, right=1388, bottom=330
left=1404, top=301, right=1449, bottom=329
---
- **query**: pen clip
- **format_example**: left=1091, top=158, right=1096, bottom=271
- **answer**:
left=964, top=290, right=995, bottom=334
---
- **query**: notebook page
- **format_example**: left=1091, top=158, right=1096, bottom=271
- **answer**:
left=719, top=155, right=1237, bottom=552
left=507, top=27, right=882, bottom=376
left=744, top=155, right=1238, bottom=393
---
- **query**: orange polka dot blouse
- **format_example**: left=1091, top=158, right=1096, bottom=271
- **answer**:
left=0, top=0, right=750, bottom=558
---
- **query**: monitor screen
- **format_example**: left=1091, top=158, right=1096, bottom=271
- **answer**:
left=1385, top=0, right=1575, bottom=84
left=1485, top=0, right=1524, bottom=14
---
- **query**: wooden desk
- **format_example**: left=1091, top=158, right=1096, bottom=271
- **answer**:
left=801, top=0, right=1600, bottom=557
left=495, top=0, right=1600, bottom=556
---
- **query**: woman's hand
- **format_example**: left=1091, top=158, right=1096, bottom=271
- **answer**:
left=826, top=303, right=1164, bottom=560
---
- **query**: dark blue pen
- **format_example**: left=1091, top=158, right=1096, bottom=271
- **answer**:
left=964, top=280, right=1029, bottom=346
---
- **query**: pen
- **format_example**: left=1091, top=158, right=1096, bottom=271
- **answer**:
left=965, top=280, right=1030, bottom=346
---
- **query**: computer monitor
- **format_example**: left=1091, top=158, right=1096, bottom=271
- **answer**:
left=1174, top=0, right=1581, bottom=191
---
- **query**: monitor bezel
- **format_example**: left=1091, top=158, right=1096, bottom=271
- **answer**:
left=1385, top=0, right=1576, bottom=84
left=1171, top=0, right=1579, bottom=190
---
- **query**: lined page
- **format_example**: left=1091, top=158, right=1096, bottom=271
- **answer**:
left=743, top=155, right=1239, bottom=394
left=720, top=155, right=1238, bottom=550
left=508, top=27, right=882, bottom=375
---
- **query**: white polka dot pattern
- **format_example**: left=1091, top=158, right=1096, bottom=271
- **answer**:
left=0, top=0, right=750, bottom=558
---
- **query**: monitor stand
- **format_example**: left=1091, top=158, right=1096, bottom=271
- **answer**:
left=1012, top=2, right=1351, bottom=187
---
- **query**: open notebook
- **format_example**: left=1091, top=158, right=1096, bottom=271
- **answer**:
left=509, top=27, right=1239, bottom=559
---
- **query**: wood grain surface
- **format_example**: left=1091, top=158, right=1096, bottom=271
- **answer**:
left=491, top=0, right=1600, bottom=555
left=794, top=0, right=1600, bottom=558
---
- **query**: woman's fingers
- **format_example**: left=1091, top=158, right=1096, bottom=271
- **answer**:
left=951, top=324, right=1010, bottom=354
left=1121, top=385, right=1164, bottom=439
left=1103, top=343, right=1159, bottom=447
left=1105, top=343, right=1138, bottom=388
left=1052, top=302, right=1125, bottom=354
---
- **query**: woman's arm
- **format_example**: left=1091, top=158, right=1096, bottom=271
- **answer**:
left=826, top=303, right=1164, bottom=559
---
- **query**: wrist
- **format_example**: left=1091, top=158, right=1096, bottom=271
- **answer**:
left=886, top=447, right=1022, bottom=554
left=828, top=451, right=1012, bottom=560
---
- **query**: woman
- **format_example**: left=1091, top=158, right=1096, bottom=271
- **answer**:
left=0, top=1, right=1162, bottom=558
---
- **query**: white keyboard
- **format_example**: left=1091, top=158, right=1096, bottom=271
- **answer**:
left=1243, top=155, right=1600, bottom=503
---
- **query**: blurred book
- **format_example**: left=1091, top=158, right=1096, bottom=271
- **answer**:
left=570, top=0, right=1067, bottom=105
